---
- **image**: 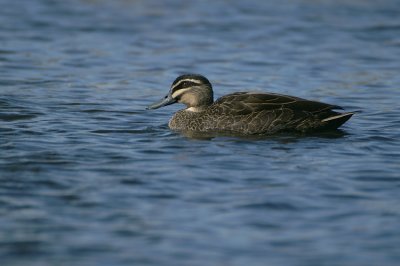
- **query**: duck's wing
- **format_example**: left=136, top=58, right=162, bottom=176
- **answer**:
left=213, top=92, right=342, bottom=116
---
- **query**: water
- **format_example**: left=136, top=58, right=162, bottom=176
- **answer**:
left=1, top=0, right=400, bottom=265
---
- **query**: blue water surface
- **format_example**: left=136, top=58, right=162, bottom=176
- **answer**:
left=1, top=0, right=400, bottom=265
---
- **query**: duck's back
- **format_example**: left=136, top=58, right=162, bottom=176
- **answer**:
left=169, top=92, right=353, bottom=134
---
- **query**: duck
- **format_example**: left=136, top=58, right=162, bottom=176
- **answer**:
left=147, top=74, right=353, bottom=135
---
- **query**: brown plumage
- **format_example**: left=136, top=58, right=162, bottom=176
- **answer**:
left=147, top=74, right=353, bottom=135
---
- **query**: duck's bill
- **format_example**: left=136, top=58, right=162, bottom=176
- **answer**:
left=146, top=94, right=176, bottom=110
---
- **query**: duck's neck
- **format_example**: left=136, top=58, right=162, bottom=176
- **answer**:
left=180, top=86, right=213, bottom=110
left=185, top=106, right=207, bottom=112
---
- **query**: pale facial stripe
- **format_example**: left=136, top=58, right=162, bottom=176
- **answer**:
left=171, top=87, right=191, bottom=99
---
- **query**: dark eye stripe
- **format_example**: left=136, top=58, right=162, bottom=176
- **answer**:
left=171, top=81, right=200, bottom=94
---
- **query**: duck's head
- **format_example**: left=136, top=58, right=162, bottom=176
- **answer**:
left=147, top=74, right=214, bottom=111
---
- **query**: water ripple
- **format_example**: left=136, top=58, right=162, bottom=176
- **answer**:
left=1, top=0, right=400, bottom=266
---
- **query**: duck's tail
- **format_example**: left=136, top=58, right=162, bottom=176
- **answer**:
left=321, top=112, right=354, bottom=130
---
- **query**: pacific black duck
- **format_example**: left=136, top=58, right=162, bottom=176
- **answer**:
left=147, top=74, right=353, bottom=135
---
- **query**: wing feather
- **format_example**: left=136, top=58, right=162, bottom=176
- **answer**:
left=213, top=92, right=341, bottom=116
